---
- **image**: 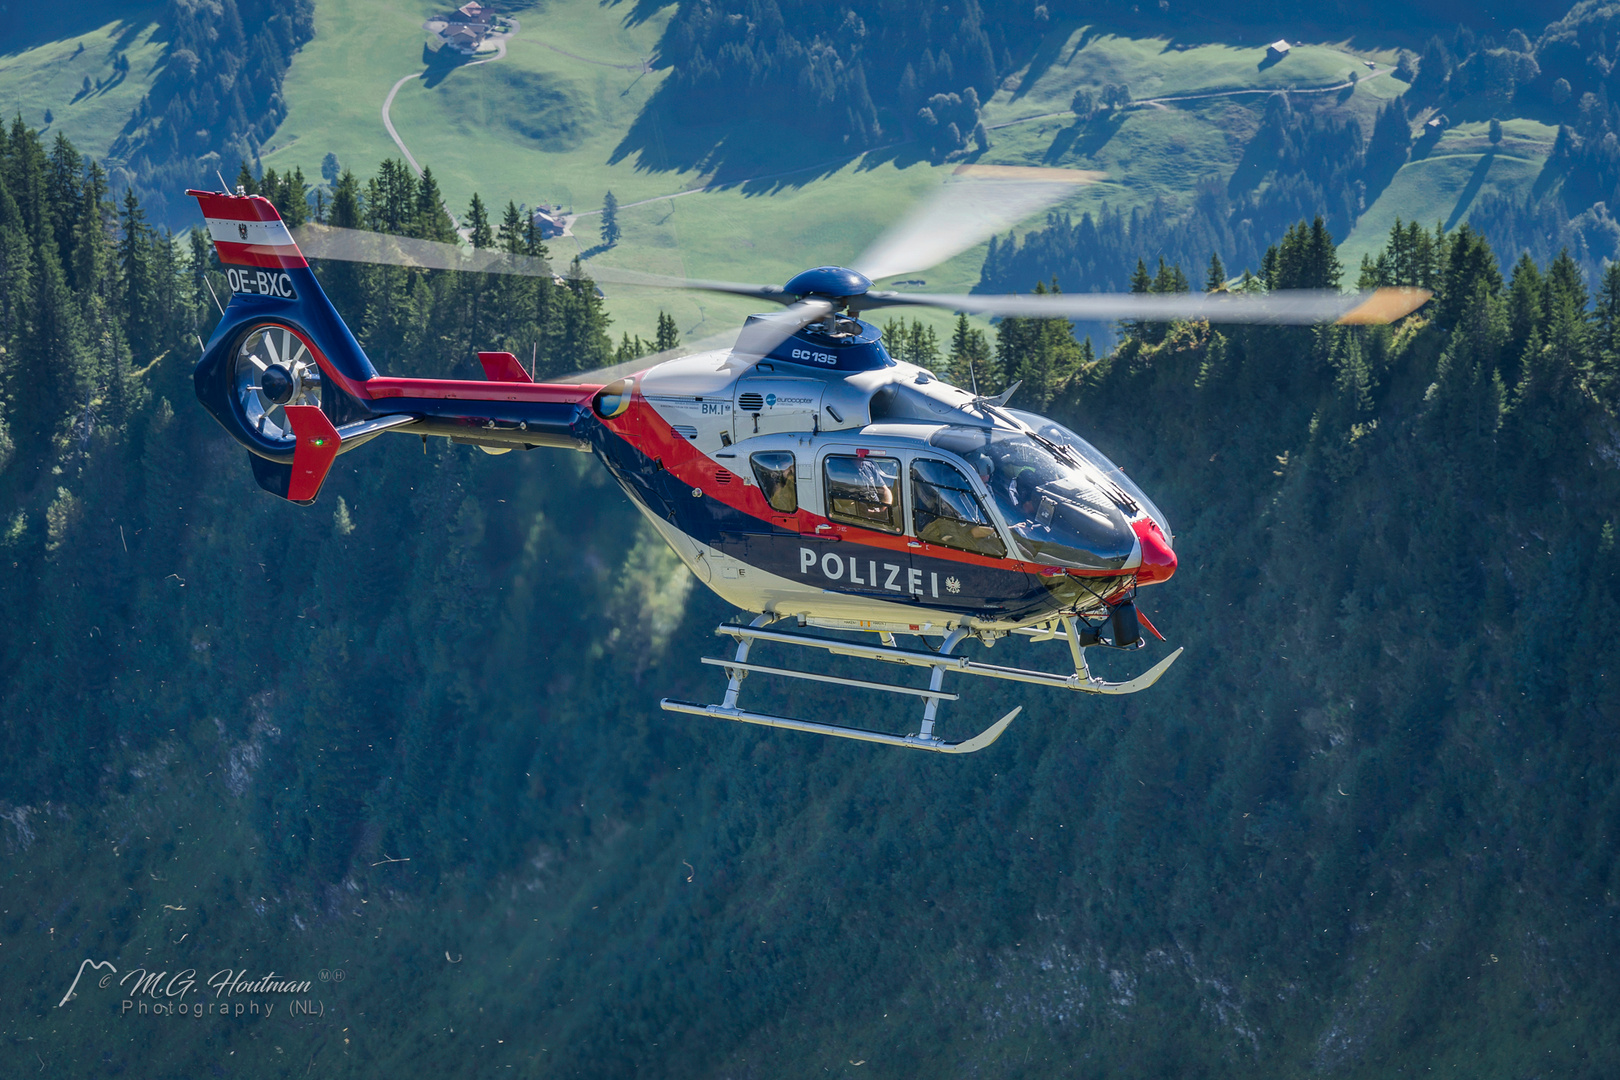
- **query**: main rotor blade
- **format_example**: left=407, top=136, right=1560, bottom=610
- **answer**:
left=734, top=297, right=837, bottom=356
left=551, top=329, right=746, bottom=385
left=850, top=164, right=1103, bottom=283
left=854, top=287, right=1432, bottom=325
left=292, top=224, right=793, bottom=302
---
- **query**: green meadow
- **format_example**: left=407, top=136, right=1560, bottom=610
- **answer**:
left=1339, top=118, right=1556, bottom=271
left=0, top=0, right=166, bottom=162
left=260, top=7, right=1436, bottom=345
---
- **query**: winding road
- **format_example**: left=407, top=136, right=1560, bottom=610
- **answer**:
left=986, top=67, right=1391, bottom=131
left=381, top=19, right=519, bottom=180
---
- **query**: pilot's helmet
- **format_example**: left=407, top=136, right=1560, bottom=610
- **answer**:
left=1013, top=469, right=1039, bottom=507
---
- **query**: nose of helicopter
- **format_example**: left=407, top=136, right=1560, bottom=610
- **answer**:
left=1132, top=518, right=1177, bottom=585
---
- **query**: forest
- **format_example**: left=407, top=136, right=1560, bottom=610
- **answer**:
left=3, top=118, right=1619, bottom=1076
left=979, top=3, right=1620, bottom=307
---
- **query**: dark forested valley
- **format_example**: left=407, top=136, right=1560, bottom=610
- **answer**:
left=3, top=115, right=1620, bottom=1077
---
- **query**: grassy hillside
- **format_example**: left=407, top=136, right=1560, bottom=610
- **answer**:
left=1339, top=119, right=1556, bottom=272
left=253, top=7, right=1470, bottom=345
left=0, top=1, right=166, bottom=161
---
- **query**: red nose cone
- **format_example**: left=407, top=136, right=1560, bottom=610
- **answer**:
left=1132, top=518, right=1177, bottom=585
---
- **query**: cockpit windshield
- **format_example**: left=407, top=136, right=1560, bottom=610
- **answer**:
left=1008, top=410, right=1174, bottom=545
left=929, top=424, right=1137, bottom=571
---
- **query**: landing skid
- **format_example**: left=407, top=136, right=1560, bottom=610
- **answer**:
left=660, top=615, right=1183, bottom=754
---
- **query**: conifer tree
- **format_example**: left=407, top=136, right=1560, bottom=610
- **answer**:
left=466, top=193, right=493, bottom=250
left=946, top=312, right=991, bottom=389
left=655, top=311, right=679, bottom=352
left=600, top=191, right=620, bottom=247
left=1205, top=252, right=1226, bottom=292
left=118, top=188, right=154, bottom=363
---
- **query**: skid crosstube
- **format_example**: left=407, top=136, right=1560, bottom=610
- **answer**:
left=719, top=625, right=1184, bottom=696
left=659, top=617, right=1183, bottom=753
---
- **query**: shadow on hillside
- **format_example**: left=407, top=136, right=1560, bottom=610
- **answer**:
left=1045, top=123, right=1083, bottom=163
left=1445, top=150, right=1496, bottom=231
left=601, top=0, right=670, bottom=30
left=420, top=44, right=476, bottom=89
left=1070, top=112, right=1127, bottom=159
left=1011, top=18, right=1088, bottom=103
left=0, top=0, right=156, bottom=58
left=608, top=97, right=928, bottom=195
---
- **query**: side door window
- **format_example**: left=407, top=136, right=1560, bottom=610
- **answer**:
left=824, top=454, right=902, bottom=533
left=749, top=451, right=798, bottom=513
left=910, top=458, right=1006, bottom=557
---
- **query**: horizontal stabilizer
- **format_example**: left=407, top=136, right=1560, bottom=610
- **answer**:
left=477, top=351, right=533, bottom=383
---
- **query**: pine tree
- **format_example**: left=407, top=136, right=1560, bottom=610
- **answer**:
left=1205, top=252, right=1226, bottom=292
left=655, top=311, right=679, bottom=352
left=118, top=188, right=154, bottom=363
left=600, top=191, right=620, bottom=247
left=413, top=167, right=455, bottom=242
left=467, top=193, right=493, bottom=250
left=946, top=313, right=991, bottom=389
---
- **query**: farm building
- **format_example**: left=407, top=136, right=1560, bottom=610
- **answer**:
left=1267, top=40, right=1291, bottom=59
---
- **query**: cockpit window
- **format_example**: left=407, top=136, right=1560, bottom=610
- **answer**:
left=910, top=459, right=1005, bottom=558
left=824, top=455, right=902, bottom=533
left=1008, top=409, right=1173, bottom=544
left=750, top=451, right=798, bottom=513
left=929, top=425, right=1136, bottom=569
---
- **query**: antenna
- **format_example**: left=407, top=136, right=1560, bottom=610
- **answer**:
left=216, top=169, right=230, bottom=193
left=203, top=276, right=225, bottom=315
left=968, top=359, right=979, bottom=396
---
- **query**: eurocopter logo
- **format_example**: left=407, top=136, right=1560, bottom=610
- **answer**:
left=59, top=958, right=322, bottom=1019
left=766, top=393, right=776, bottom=407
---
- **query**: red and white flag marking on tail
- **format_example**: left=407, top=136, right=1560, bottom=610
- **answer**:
left=187, top=190, right=308, bottom=270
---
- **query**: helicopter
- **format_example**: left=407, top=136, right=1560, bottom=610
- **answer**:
left=187, top=172, right=1427, bottom=753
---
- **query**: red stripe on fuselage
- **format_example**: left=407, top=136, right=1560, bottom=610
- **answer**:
left=363, top=378, right=599, bottom=404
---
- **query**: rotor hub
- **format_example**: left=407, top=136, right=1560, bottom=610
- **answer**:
left=784, top=266, right=872, bottom=305
left=260, top=363, right=297, bottom=405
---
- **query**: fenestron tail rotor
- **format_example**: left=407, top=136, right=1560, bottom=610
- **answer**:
left=231, top=324, right=321, bottom=445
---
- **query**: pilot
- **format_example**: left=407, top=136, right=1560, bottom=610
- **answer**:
left=994, top=460, right=1041, bottom=522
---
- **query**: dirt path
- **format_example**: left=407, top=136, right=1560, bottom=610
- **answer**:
left=985, top=68, right=1392, bottom=130
left=382, top=19, right=519, bottom=181
left=381, top=73, right=427, bottom=176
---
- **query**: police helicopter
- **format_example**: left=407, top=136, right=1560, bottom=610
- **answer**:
left=187, top=170, right=1427, bottom=753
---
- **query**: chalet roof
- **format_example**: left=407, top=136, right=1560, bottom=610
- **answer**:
left=1267, top=39, right=1291, bottom=54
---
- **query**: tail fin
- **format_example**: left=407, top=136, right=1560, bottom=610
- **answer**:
left=189, top=189, right=381, bottom=501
